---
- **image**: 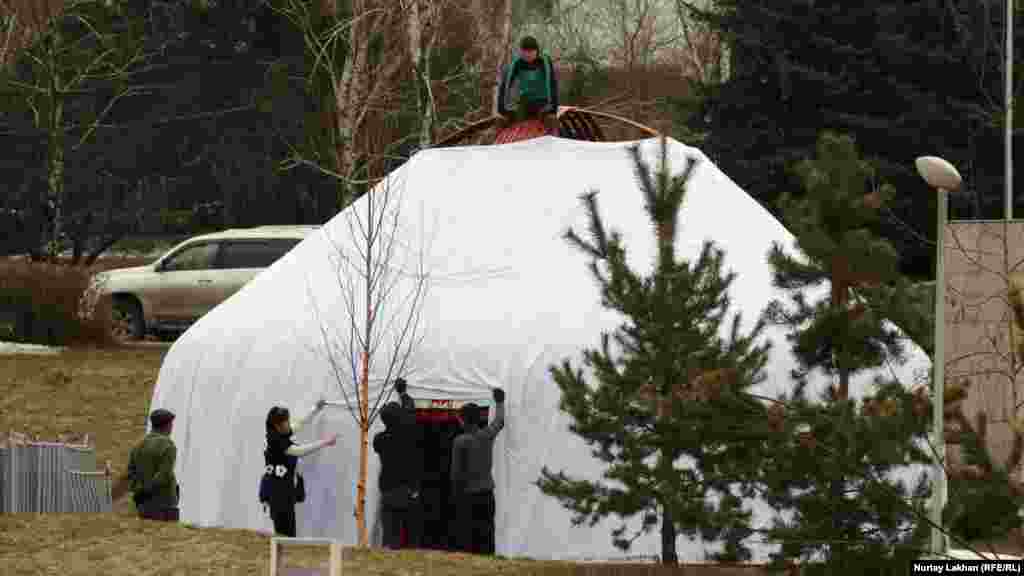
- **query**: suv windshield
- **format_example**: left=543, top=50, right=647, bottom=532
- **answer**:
left=218, top=239, right=301, bottom=269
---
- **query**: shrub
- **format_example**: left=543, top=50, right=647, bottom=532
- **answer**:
left=0, top=259, right=113, bottom=347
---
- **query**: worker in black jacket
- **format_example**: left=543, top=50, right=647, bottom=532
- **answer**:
left=450, top=388, right=506, bottom=555
left=262, top=402, right=337, bottom=537
left=395, top=378, right=416, bottom=414
left=373, top=389, right=424, bottom=549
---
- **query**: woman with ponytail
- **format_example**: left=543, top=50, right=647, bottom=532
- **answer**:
left=260, top=401, right=337, bottom=536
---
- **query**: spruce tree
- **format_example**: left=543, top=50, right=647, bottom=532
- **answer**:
left=760, top=132, right=932, bottom=574
left=684, top=0, right=1024, bottom=280
left=537, top=138, right=772, bottom=564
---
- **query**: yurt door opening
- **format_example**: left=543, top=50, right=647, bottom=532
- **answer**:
left=411, top=399, right=489, bottom=551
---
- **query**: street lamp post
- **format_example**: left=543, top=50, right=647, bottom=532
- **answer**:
left=915, top=155, right=963, bottom=558
left=1005, top=0, right=1013, bottom=220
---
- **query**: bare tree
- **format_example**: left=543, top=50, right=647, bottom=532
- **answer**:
left=0, top=0, right=154, bottom=260
left=0, top=0, right=62, bottom=69
left=944, top=223, right=1024, bottom=482
left=403, top=0, right=442, bottom=148
left=274, top=0, right=408, bottom=199
left=0, top=3, right=21, bottom=68
left=908, top=220, right=1024, bottom=554
left=305, top=173, right=431, bottom=547
left=673, top=0, right=727, bottom=88
left=518, top=0, right=681, bottom=70
left=465, top=0, right=512, bottom=115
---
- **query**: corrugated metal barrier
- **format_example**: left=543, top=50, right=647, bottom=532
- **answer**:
left=0, top=435, right=112, bottom=514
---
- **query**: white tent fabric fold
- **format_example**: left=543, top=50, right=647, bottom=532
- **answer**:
left=150, top=136, right=931, bottom=561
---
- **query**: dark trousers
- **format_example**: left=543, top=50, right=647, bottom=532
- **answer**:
left=270, top=501, right=297, bottom=537
left=136, top=484, right=180, bottom=522
left=380, top=487, right=422, bottom=549
left=138, top=506, right=179, bottom=522
left=456, top=490, right=495, bottom=555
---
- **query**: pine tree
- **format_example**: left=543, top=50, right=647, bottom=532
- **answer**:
left=760, top=132, right=932, bottom=574
left=536, top=137, right=772, bottom=564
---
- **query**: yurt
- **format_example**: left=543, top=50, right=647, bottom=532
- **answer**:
left=150, top=136, right=930, bottom=561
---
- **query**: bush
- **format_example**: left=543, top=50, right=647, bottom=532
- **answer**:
left=0, top=259, right=113, bottom=347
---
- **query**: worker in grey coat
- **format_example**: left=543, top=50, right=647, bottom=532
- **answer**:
left=450, top=387, right=505, bottom=555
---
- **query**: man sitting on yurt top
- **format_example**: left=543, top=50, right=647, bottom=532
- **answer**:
left=497, top=36, right=559, bottom=132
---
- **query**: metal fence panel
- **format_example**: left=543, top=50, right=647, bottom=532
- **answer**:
left=64, top=445, right=96, bottom=472
left=2, top=446, right=14, bottom=513
left=35, top=444, right=64, bottom=513
left=0, top=447, right=6, bottom=514
left=0, top=440, right=107, bottom=514
left=62, top=445, right=96, bottom=512
left=66, top=470, right=112, bottom=513
left=18, top=444, right=35, bottom=513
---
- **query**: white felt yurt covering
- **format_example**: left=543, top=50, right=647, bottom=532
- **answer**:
left=151, top=136, right=931, bottom=561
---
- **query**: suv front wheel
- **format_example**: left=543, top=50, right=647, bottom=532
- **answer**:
left=111, top=297, right=145, bottom=342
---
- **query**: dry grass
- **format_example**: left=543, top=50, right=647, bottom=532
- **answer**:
left=0, top=514, right=551, bottom=576
left=0, top=348, right=165, bottom=514
left=0, top=348, right=775, bottom=575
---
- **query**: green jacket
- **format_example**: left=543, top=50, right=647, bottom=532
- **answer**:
left=497, top=54, right=559, bottom=118
left=128, top=432, right=178, bottom=509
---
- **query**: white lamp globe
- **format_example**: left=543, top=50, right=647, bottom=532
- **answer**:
left=915, top=156, right=963, bottom=191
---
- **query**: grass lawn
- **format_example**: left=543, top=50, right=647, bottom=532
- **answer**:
left=0, top=513, right=551, bottom=575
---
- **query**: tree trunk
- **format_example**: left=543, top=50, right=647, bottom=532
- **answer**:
left=828, top=260, right=849, bottom=566
left=497, top=0, right=512, bottom=114
left=46, top=70, right=65, bottom=262
left=830, top=259, right=850, bottom=400
left=407, top=0, right=435, bottom=149
left=356, top=349, right=370, bottom=546
left=418, top=55, right=434, bottom=149
left=661, top=506, right=678, bottom=564
left=472, top=0, right=512, bottom=115
left=330, top=0, right=403, bottom=196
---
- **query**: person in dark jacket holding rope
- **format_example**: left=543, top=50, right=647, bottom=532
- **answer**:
left=374, top=378, right=425, bottom=549
left=497, top=36, right=559, bottom=133
left=450, top=388, right=506, bottom=555
left=127, top=409, right=180, bottom=521
left=261, top=402, right=337, bottom=537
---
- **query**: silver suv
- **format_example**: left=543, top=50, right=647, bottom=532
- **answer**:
left=85, top=226, right=318, bottom=341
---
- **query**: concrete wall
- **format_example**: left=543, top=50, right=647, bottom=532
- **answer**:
left=944, top=221, right=1024, bottom=472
